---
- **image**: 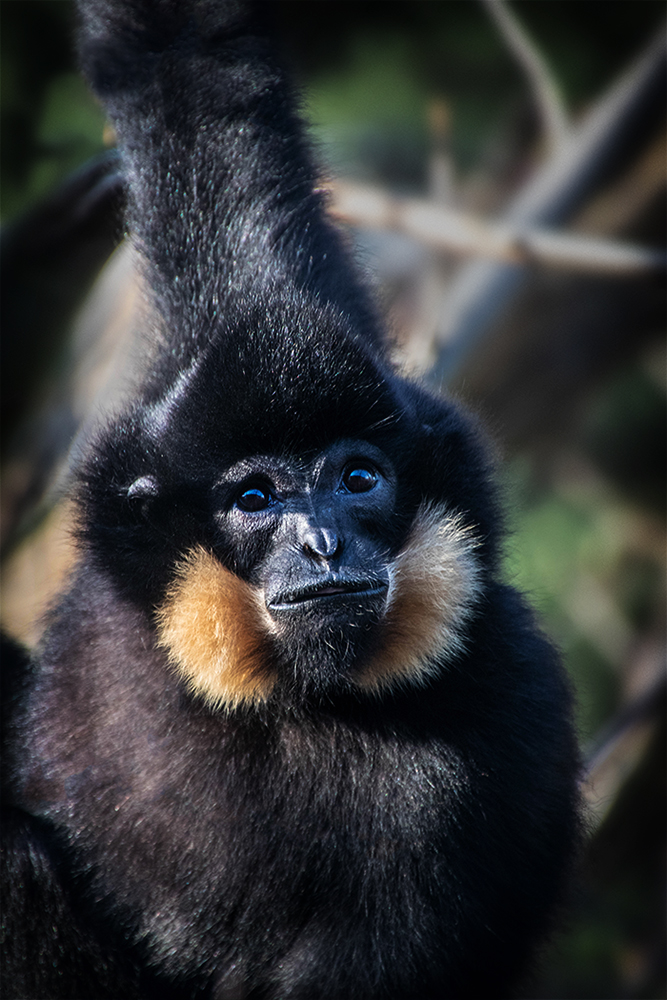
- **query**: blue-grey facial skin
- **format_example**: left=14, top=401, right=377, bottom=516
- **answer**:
left=209, top=441, right=398, bottom=694
left=218, top=440, right=396, bottom=608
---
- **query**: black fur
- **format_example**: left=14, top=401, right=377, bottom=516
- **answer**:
left=1, top=2, right=580, bottom=998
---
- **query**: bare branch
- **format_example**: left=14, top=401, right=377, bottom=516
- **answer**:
left=328, top=179, right=666, bottom=276
left=427, top=29, right=666, bottom=385
left=482, top=0, right=570, bottom=153
left=583, top=670, right=666, bottom=828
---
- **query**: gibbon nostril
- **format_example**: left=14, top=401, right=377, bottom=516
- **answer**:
left=302, top=528, right=340, bottom=559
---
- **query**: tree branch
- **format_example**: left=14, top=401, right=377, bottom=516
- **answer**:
left=328, top=178, right=666, bottom=276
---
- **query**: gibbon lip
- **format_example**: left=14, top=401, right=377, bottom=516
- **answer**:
left=268, top=578, right=388, bottom=609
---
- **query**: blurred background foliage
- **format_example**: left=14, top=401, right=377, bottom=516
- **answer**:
left=1, top=2, right=665, bottom=998
left=2, top=0, right=665, bottom=215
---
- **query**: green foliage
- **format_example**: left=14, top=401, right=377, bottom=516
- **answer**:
left=1, top=5, right=106, bottom=221
left=304, top=35, right=429, bottom=186
left=502, top=460, right=646, bottom=742
left=25, top=74, right=106, bottom=214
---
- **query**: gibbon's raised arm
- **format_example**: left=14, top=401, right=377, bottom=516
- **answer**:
left=77, top=0, right=383, bottom=362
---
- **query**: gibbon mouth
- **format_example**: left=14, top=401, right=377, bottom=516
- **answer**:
left=268, top=578, right=388, bottom=611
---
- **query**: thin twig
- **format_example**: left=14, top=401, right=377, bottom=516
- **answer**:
left=482, top=0, right=570, bottom=153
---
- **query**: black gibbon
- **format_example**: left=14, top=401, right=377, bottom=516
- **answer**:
left=1, top=2, right=580, bottom=998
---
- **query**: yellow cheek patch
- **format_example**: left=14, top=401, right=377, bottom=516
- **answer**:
left=357, top=504, right=483, bottom=694
left=155, top=547, right=276, bottom=711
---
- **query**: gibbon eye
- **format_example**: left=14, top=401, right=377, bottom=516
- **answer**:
left=341, top=466, right=377, bottom=494
left=236, top=486, right=273, bottom=512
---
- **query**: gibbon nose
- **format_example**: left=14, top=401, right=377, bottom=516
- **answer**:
left=302, top=526, right=341, bottom=560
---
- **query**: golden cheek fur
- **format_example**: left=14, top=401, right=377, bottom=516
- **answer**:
left=154, top=547, right=277, bottom=711
left=154, top=504, right=482, bottom=710
left=355, top=504, right=483, bottom=694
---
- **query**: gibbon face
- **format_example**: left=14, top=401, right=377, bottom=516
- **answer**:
left=145, top=437, right=483, bottom=711
left=78, top=299, right=489, bottom=713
